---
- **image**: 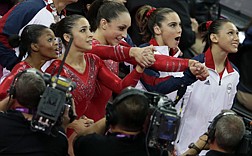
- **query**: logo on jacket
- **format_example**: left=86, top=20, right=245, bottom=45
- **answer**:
left=227, top=83, right=232, bottom=94
left=204, top=80, right=210, bottom=85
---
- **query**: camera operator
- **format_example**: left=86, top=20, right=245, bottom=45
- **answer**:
left=73, top=87, right=169, bottom=156
left=182, top=110, right=245, bottom=156
left=0, top=68, right=71, bottom=155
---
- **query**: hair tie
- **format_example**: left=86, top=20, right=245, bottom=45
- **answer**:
left=146, top=7, right=156, bottom=18
left=206, top=21, right=213, bottom=30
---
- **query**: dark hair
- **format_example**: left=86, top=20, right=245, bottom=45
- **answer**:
left=136, top=5, right=175, bottom=42
left=215, top=111, right=245, bottom=152
left=8, top=24, right=48, bottom=61
left=50, top=14, right=85, bottom=45
left=202, top=19, right=231, bottom=50
left=15, top=72, right=46, bottom=109
left=115, top=94, right=149, bottom=132
left=87, top=0, right=129, bottom=32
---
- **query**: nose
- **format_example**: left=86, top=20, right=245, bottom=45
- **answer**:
left=234, top=33, right=239, bottom=41
left=122, top=30, right=127, bottom=39
left=177, top=25, right=182, bottom=34
left=88, top=29, right=93, bottom=38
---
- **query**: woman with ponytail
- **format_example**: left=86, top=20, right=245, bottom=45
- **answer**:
left=175, top=19, right=240, bottom=156
left=0, top=24, right=59, bottom=100
left=134, top=5, right=208, bottom=102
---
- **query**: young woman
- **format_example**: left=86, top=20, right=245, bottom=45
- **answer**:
left=47, top=14, right=146, bottom=124
left=135, top=5, right=208, bottom=103
left=0, top=24, right=59, bottom=100
left=175, top=19, right=240, bottom=156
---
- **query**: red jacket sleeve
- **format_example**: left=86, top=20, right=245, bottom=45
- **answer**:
left=87, top=43, right=131, bottom=61
left=97, top=59, right=142, bottom=94
left=127, top=54, right=189, bottom=72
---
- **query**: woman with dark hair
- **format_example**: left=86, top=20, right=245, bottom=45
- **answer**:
left=47, top=14, right=147, bottom=155
left=135, top=5, right=206, bottom=102
left=47, top=14, right=146, bottom=128
left=175, top=19, right=240, bottom=156
left=0, top=24, right=59, bottom=100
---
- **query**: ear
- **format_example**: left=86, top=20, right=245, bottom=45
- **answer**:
left=153, top=25, right=162, bottom=35
left=63, top=33, right=71, bottom=43
left=100, top=18, right=108, bottom=30
left=210, top=33, right=218, bottom=43
left=31, top=43, right=39, bottom=52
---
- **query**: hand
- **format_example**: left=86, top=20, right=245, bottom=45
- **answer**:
left=191, top=18, right=199, bottom=33
left=61, top=104, right=71, bottom=130
left=189, top=61, right=209, bottom=81
left=130, top=46, right=156, bottom=68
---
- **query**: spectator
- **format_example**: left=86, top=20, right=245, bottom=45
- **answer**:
left=175, top=19, right=240, bottom=155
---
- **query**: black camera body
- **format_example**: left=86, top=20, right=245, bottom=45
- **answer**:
left=30, top=73, right=76, bottom=136
left=145, top=92, right=181, bottom=152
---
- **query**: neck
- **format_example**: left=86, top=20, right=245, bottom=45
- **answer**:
left=155, top=36, right=164, bottom=46
left=24, top=56, right=46, bottom=70
left=110, top=126, right=140, bottom=135
left=211, top=45, right=227, bottom=72
left=63, top=48, right=86, bottom=72
left=209, top=142, right=231, bottom=153
left=94, top=29, right=107, bottom=45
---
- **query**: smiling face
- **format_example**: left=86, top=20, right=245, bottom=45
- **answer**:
left=102, top=12, right=131, bottom=45
left=154, top=12, right=182, bottom=48
left=35, top=28, right=58, bottom=60
left=70, top=18, right=93, bottom=52
left=213, top=22, right=239, bottom=53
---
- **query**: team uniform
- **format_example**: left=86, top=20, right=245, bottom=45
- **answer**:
left=46, top=53, right=142, bottom=122
left=175, top=48, right=239, bottom=156
left=138, top=38, right=196, bottom=103
left=0, top=61, right=32, bottom=100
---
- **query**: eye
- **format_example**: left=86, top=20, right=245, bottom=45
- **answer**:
left=48, top=37, right=53, bottom=42
left=170, top=23, right=176, bottom=27
left=118, top=26, right=126, bottom=31
left=80, top=28, right=86, bottom=33
left=228, top=31, right=234, bottom=35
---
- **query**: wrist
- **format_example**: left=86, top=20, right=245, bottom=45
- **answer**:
left=135, top=65, right=144, bottom=73
left=188, top=142, right=202, bottom=154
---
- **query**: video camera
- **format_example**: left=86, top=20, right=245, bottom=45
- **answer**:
left=144, top=91, right=181, bottom=152
left=30, top=72, right=77, bottom=136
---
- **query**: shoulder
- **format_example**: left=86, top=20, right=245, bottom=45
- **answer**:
left=10, top=0, right=45, bottom=15
left=11, top=62, right=31, bottom=73
left=192, top=53, right=205, bottom=63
